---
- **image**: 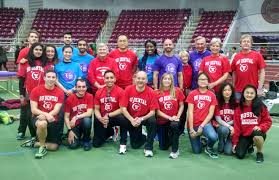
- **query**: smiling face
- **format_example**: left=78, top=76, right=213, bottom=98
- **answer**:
left=46, top=46, right=55, bottom=60
left=97, top=44, right=109, bottom=59
left=44, top=71, right=57, bottom=88
left=197, top=73, right=209, bottom=88
left=162, top=74, right=172, bottom=89
left=63, top=47, right=73, bottom=61
left=145, top=42, right=155, bottom=55
left=76, top=80, right=87, bottom=97
left=33, top=45, right=43, bottom=58
left=222, top=85, right=232, bottom=100
left=240, top=37, right=252, bottom=51
left=117, top=35, right=128, bottom=51
left=77, top=40, right=87, bottom=54
left=243, top=87, right=256, bottom=103
left=135, top=71, right=147, bottom=89
left=163, top=39, right=174, bottom=53
left=210, top=42, right=221, bottom=55
left=104, top=72, right=116, bottom=88
left=195, top=38, right=206, bottom=53
left=28, top=32, right=39, bottom=45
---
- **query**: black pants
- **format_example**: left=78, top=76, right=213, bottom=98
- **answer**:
left=179, top=102, right=188, bottom=135
left=0, top=62, right=8, bottom=71
left=235, top=130, right=266, bottom=159
left=92, top=114, right=128, bottom=147
left=68, top=117, right=92, bottom=149
left=127, top=116, right=157, bottom=150
left=157, top=121, right=180, bottom=152
left=17, top=101, right=36, bottom=137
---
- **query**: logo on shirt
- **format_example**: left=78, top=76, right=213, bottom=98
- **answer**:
left=145, top=64, right=152, bottom=73
left=208, top=65, right=217, bottom=73
left=43, top=101, right=52, bottom=110
left=119, top=63, right=127, bottom=70
left=197, top=100, right=205, bottom=109
left=63, top=70, right=76, bottom=82
left=105, top=103, right=112, bottom=111
left=239, top=63, right=248, bottom=72
left=80, top=63, right=88, bottom=73
left=164, top=102, right=173, bottom=110
left=132, top=103, right=141, bottom=111
left=223, top=115, right=231, bottom=122
left=165, top=63, right=176, bottom=74
left=31, top=72, right=41, bottom=80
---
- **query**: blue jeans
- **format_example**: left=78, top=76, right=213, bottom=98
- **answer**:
left=188, top=123, right=218, bottom=154
left=217, top=126, right=232, bottom=155
left=235, top=92, right=242, bottom=101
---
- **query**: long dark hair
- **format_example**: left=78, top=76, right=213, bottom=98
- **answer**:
left=139, top=40, right=159, bottom=71
left=239, top=84, right=266, bottom=116
left=42, top=44, right=58, bottom=66
left=27, top=42, right=44, bottom=67
left=217, top=82, right=236, bottom=109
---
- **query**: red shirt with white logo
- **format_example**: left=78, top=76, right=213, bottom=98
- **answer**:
left=30, top=85, right=64, bottom=122
left=94, top=85, right=124, bottom=116
left=231, top=50, right=266, bottom=92
left=155, top=88, right=185, bottom=125
left=108, top=49, right=138, bottom=89
left=64, top=92, right=94, bottom=127
left=212, top=103, right=235, bottom=127
left=232, top=104, right=272, bottom=145
left=200, top=55, right=231, bottom=92
left=120, top=85, right=158, bottom=118
left=87, top=56, right=119, bottom=92
left=186, top=89, right=217, bottom=127
left=16, top=47, right=29, bottom=64
left=182, top=64, right=192, bottom=89
left=17, top=59, right=45, bottom=94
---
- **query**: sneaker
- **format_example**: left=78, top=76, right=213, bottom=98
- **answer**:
left=205, top=147, right=218, bottom=159
left=83, top=142, right=92, bottom=151
left=35, top=146, right=47, bottom=159
left=119, top=145, right=127, bottom=154
left=248, top=145, right=254, bottom=154
left=20, top=137, right=36, bottom=147
left=169, top=150, right=180, bottom=159
left=256, top=152, right=264, bottom=163
left=144, top=149, right=153, bottom=157
left=16, top=133, right=25, bottom=140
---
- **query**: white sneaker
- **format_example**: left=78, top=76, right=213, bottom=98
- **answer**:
left=119, top=145, right=127, bottom=154
left=169, top=150, right=180, bottom=159
left=144, top=149, right=153, bottom=157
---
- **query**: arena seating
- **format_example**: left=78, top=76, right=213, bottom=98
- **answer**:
left=191, top=10, right=236, bottom=44
left=32, top=8, right=108, bottom=43
left=0, top=7, right=24, bottom=40
left=108, top=9, right=191, bottom=47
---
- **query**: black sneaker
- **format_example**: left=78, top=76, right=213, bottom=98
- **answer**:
left=35, top=146, right=47, bottom=159
left=248, top=145, right=254, bottom=154
left=256, top=152, right=264, bottom=163
left=16, top=133, right=25, bottom=140
left=20, top=137, right=36, bottom=147
left=83, top=142, right=92, bottom=151
left=205, top=147, right=218, bottom=159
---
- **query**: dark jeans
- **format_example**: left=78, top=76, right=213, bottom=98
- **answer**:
left=157, top=121, right=180, bottom=152
left=235, top=130, right=266, bottom=159
left=68, top=117, right=92, bottom=149
left=127, top=116, right=157, bottom=150
left=217, top=126, right=232, bottom=155
left=17, top=101, right=36, bottom=137
left=92, top=114, right=128, bottom=147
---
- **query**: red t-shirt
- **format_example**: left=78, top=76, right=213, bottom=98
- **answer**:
left=17, top=59, right=45, bottom=94
left=108, top=49, right=138, bottom=89
left=155, top=88, right=185, bottom=125
left=186, top=89, right=217, bottom=127
left=120, top=85, right=158, bottom=118
left=231, top=50, right=266, bottom=92
left=94, top=85, right=124, bottom=116
left=182, top=64, right=192, bottom=89
left=64, top=92, right=94, bottom=127
left=16, top=47, right=29, bottom=64
left=200, top=54, right=231, bottom=92
left=232, top=104, right=272, bottom=145
left=30, top=85, right=64, bottom=122
left=212, top=103, right=235, bottom=127
left=87, top=56, right=119, bottom=92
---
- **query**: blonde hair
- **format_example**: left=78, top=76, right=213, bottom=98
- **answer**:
left=240, top=34, right=253, bottom=44
left=159, top=73, right=176, bottom=99
left=210, top=37, right=222, bottom=47
left=178, top=50, right=189, bottom=58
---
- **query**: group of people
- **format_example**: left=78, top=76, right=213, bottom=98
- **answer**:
left=15, top=30, right=272, bottom=163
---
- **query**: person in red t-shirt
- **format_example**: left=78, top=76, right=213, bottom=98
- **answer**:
left=214, top=82, right=236, bottom=155
left=88, top=43, right=119, bottom=94
left=155, top=73, right=185, bottom=159
left=29, top=69, right=64, bottom=159
left=93, top=70, right=128, bottom=154
left=231, top=34, right=266, bottom=100
left=108, top=35, right=138, bottom=89
left=120, top=71, right=158, bottom=157
left=17, top=42, right=46, bottom=141
left=64, top=79, right=93, bottom=151
left=186, top=72, right=218, bottom=158
left=232, top=84, right=272, bottom=163
left=199, top=38, right=231, bottom=92
left=178, top=50, right=192, bottom=135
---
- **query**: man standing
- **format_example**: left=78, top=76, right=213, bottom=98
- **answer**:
left=108, top=35, right=138, bottom=89
left=189, top=36, right=211, bottom=89
left=29, top=69, right=64, bottom=159
left=120, top=71, right=158, bottom=157
left=56, top=32, right=79, bottom=61
left=64, top=79, right=93, bottom=151
left=153, top=39, right=183, bottom=90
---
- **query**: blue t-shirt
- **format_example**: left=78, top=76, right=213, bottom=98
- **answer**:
left=152, top=54, right=183, bottom=87
left=138, top=55, right=159, bottom=85
left=56, top=45, right=79, bottom=62
left=189, top=50, right=211, bottom=89
left=72, top=53, right=94, bottom=79
left=54, top=61, right=82, bottom=90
